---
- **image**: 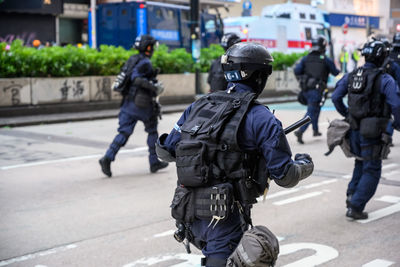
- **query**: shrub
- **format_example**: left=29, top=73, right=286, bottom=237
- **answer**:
left=0, top=40, right=307, bottom=77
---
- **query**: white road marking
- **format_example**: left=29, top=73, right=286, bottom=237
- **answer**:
left=362, top=259, right=395, bottom=267
left=0, top=147, right=147, bottom=170
left=342, top=174, right=352, bottom=179
left=153, top=230, right=175, bottom=238
left=382, top=170, right=400, bottom=178
left=273, top=191, right=325, bottom=206
left=0, top=244, right=77, bottom=266
left=258, top=179, right=337, bottom=202
left=123, top=253, right=202, bottom=267
left=280, top=242, right=338, bottom=267
left=358, top=203, right=400, bottom=224
left=382, top=163, right=398, bottom=170
left=375, top=196, right=400, bottom=204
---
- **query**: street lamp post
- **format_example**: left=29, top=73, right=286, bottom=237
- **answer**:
left=90, top=0, right=97, bottom=49
left=190, top=0, right=201, bottom=95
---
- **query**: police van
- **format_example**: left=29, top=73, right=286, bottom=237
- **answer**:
left=94, top=1, right=223, bottom=50
left=224, top=2, right=332, bottom=54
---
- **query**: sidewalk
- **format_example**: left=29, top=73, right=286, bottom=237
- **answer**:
left=0, top=95, right=297, bottom=127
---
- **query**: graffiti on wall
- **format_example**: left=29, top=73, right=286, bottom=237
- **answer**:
left=94, top=77, right=112, bottom=100
left=60, top=80, right=85, bottom=101
left=3, top=83, right=22, bottom=105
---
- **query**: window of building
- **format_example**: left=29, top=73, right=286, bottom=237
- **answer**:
left=300, top=13, right=306, bottom=19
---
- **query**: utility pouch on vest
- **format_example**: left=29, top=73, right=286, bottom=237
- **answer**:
left=297, top=90, right=308, bottom=105
left=233, top=178, right=259, bottom=205
left=170, top=186, right=195, bottom=223
left=134, top=89, right=153, bottom=108
left=359, top=117, right=389, bottom=139
left=176, top=141, right=210, bottom=187
left=193, top=183, right=234, bottom=222
left=381, top=133, right=392, bottom=159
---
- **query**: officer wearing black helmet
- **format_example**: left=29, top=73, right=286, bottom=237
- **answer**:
left=381, top=34, right=400, bottom=88
left=332, top=40, right=400, bottom=220
left=99, top=34, right=168, bottom=177
left=294, top=35, right=340, bottom=144
left=156, top=42, right=314, bottom=266
left=207, top=33, right=241, bottom=92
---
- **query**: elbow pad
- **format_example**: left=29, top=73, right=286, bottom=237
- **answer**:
left=274, top=159, right=314, bottom=188
left=155, top=133, right=176, bottom=162
left=133, top=77, right=157, bottom=92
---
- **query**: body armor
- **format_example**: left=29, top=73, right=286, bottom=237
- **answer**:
left=347, top=67, right=390, bottom=130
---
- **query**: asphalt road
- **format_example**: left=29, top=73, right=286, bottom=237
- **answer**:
left=0, top=100, right=399, bottom=267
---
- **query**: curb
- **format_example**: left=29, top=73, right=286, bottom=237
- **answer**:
left=0, top=96, right=297, bottom=128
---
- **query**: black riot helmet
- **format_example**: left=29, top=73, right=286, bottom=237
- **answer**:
left=220, top=33, right=241, bottom=51
left=310, top=35, right=328, bottom=53
left=221, top=42, right=274, bottom=95
left=134, top=34, right=158, bottom=57
left=393, top=33, right=400, bottom=48
left=360, top=40, right=387, bottom=66
left=378, top=37, right=392, bottom=53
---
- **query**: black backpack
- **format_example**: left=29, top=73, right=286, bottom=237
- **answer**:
left=175, top=90, right=256, bottom=188
left=112, top=54, right=141, bottom=96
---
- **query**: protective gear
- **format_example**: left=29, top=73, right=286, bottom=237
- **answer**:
left=347, top=67, right=390, bottom=130
left=99, top=156, right=112, bottom=177
left=227, top=225, right=279, bottom=267
left=112, top=54, right=141, bottom=95
left=132, top=77, right=159, bottom=94
left=360, top=40, right=387, bottom=66
left=220, top=33, right=241, bottom=51
left=274, top=153, right=314, bottom=188
left=302, top=52, right=330, bottom=86
left=175, top=90, right=257, bottom=188
left=155, top=133, right=176, bottom=162
left=393, top=32, right=400, bottom=47
left=222, top=42, right=273, bottom=95
left=150, top=161, right=169, bottom=173
left=310, top=35, right=328, bottom=53
left=134, top=34, right=157, bottom=56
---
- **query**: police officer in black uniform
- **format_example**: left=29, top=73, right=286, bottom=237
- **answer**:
left=99, top=35, right=168, bottom=177
left=294, top=35, right=340, bottom=144
left=156, top=42, right=314, bottom=267
left=207, top=33, right=241, bottom=92
left=332, top=40, right=400, bottom=220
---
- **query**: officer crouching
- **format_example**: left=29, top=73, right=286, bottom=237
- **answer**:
left=156, top=42, right=314, bottom=267
left=332, top=40, right=400, bottom=220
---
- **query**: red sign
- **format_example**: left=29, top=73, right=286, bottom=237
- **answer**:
left=342, top=23, right=349, bottom=34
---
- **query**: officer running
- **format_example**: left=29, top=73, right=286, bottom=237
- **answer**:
left=156, top=42, right=314, bottom=267
left=294, top=35, right=340, bottom=144
left=207, top=33, right=241, bottom=92
left=332, top=40, right=400, bottom=220
left=99, top=34, right=168, bottom=177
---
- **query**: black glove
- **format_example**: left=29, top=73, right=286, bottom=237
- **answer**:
left=295, top=153, right=312, bottom=163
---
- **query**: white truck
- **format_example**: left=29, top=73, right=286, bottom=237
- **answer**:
left=223, top=2, right=332, bottom=54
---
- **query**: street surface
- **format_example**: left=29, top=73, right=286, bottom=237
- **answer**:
left=0, top=100, right=399, bottom=267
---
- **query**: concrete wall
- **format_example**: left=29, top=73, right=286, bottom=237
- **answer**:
left=0, top=71, right=299, bottom=108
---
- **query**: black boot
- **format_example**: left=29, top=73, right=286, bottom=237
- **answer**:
left=346, top=208, right=368, bottom=220
left=99, top=156, right=112, bottom=177
left=346, top=194, right=352, bottom=208
left=294, top=130, right=304, bottom=144
left=150, top=161, right=169, bottom=173
left=313, top=131, right=322, bottom=137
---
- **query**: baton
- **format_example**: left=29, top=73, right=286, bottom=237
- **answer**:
left=284, top=116, right=311, bottom=135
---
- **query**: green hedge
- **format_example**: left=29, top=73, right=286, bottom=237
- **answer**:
left=0, top=40, right=306, bottom=78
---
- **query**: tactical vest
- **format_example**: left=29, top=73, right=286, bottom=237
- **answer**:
left=347, top=67, right=390, bottom=129
left=303, top=52, right=330, bottom=84
left=209, top=57, right=228, bottom=92
left=175, top=89, right=268, bottom=204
